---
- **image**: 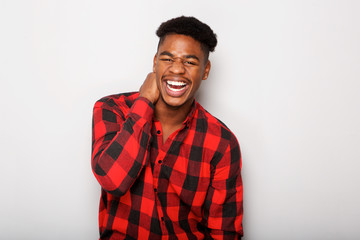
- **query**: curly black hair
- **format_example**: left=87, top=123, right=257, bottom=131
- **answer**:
left=156, top=16, right=217, bottom=59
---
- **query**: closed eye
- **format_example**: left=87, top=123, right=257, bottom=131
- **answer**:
left=160, top=58, right=173, bottom=62
left=184, top=61, right=196, bottom=65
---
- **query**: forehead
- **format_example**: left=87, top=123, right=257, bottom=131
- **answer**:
left=158, top=34, right=204, bottom=59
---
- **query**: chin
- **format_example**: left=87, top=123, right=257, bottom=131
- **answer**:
left=161, top=94, right=192, bottom=109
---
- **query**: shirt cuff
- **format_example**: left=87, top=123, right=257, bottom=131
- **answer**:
left=127, top=96, right=154, bottom=124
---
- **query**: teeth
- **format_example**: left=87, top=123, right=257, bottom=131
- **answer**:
left=167, top=80, right=186, bottom=86
left=167, top=84, right=186, bottom=92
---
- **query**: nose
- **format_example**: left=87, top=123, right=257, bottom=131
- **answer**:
left=169, top=58, right=185, bottom=74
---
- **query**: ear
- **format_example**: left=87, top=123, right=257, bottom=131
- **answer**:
left=153, top=53, right=157, bottom=73
left=202, top=60, right=211, bottom=80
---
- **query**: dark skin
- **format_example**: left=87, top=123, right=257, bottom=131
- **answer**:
left=139, top=34, right=211, bottom=143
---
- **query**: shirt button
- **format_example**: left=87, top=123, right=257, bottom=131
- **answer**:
left=158, top=160, right=162, bottom=164
left=154, top=188, right=157, bottom=192
left=157, top=130, right=161, bottom=134
left=161, top=217, right=164, bottom=221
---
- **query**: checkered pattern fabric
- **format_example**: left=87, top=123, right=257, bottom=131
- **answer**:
left=92, top=92, right=243, bottom=239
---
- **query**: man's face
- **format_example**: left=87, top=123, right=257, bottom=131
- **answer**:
left=153, top=34, right=211, bottom=108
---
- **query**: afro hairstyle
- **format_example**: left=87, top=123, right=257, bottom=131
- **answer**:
left=156, top=16, right=217, bottom=59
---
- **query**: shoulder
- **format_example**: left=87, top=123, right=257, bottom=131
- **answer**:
left=196, top=102, right=236, bottom=138
left=195, top=102, right=242, bottom=168
left=195, top=102, right=239, bottom=148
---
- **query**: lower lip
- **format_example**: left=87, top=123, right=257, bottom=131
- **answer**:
left=163, top=81, right=189, bottom=97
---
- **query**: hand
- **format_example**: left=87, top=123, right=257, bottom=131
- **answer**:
left=139, top=72, right=160, bottom=104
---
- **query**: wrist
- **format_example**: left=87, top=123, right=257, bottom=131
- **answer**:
left=139, top=92, right=156, bottom=104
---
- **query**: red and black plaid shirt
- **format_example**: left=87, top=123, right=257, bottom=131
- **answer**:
left=92, top=92, right=243, bottom=239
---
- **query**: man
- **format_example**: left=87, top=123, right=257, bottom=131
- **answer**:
left=92, top=16, right=243, bottom=239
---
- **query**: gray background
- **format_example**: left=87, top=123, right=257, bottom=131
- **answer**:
left=1, top=0, right=359, bottom=239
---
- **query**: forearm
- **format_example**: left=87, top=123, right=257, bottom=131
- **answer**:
left=204, top=185, right=243, bottom=240
left=203, top=133, right=243, bottom=239
left=92, top=97, right=154, bottom=196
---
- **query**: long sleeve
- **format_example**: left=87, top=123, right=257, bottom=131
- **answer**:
left=91, top=96, right=154, bottom=197
left=203, top=133, right=243, bottom=240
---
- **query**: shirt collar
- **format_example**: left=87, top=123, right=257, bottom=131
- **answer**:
left=183, top=100, right=198, bottom=128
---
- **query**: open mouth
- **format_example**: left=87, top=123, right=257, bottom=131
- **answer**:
left=164, top=80, right=189, bottom=97
left=166, top=80, right=187, bottom=92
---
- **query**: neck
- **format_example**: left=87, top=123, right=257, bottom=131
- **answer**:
left=154, top=97, right=194, bottom=127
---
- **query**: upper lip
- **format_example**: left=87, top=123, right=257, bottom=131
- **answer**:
left=162, top=75, right=190, bottom=84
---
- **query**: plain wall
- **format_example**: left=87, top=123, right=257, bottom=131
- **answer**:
left=1, top=0, right=359, bottom=239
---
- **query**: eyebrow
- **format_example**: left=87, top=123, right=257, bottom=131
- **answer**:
left=159, top=51, right=200, bottom=61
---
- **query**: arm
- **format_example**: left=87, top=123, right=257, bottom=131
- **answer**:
left=92, top=96, right=154, bottom=196
left=91, top=73, right=159, bottom=197
left=203, top=132, right=243, bottom=239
